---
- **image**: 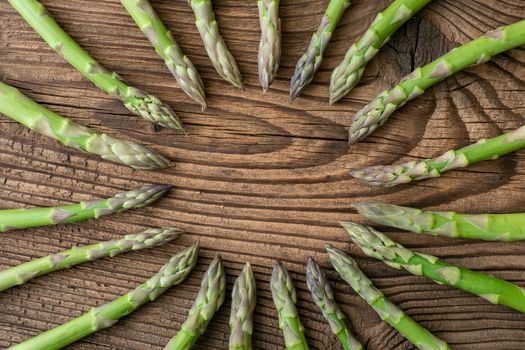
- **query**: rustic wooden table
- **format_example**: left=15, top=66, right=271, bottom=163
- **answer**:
left=0, top=0, right=524, bottom=349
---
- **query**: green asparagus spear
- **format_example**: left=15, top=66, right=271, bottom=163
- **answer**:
left=0, top=227, right=181, bottom=292
left=9, top=243, right=199, bottom=350
left=348, top=20, right=525, bottom=144
left=342, top=221, right=525, bottom=314
left=326, top=246, right=450, bottom=350
left=165, top=255, right=226, bottom=350
left=353, top=201, right=525, bottom=241
left=229, top=263, right=257, bottom=350
left=0, top=81, right=172, bottom=170
left=187, top=0, right=243, bottom=88
left=306, top=257, right=363, bottom=350
left=270, top=261, right=309, bottom=350
left=258, top=0, right=281, bottom=91
left=8, top=0, right=183, bottom=129
left=0, top=184, right=171, bottom=232
left=290, top=0, right=351, bottom=100
left=351, top=125, right=525, bottom=186
left=329, top=0, right=432, bottom=104
left=120, top=0, right=207, bottom=110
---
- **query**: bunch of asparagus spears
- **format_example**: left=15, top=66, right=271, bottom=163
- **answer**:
left=2, top=0, right=524, bottom=348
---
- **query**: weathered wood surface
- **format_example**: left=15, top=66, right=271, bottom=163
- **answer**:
left=0, top=0, right=524, bottom=349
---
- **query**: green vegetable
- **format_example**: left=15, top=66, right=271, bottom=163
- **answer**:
left=187, top=0, right=243, bottom=88
left=258, top=0, right=281, bottom=91
left=348, top=20, right=525, bottom=144
left=342, top=221, right=525, bottom=314
left=0, top=184, right=171, bottom=232
left=306, top=257, right=363, bottom=350
left=229, top=263, right=257, bottom=350
left=9, top=243, right=199, bottom=350
left=290, top=0, right=351, bottom=100
left=329, top=0, right=431, bottom=104
left=327, top=246, right=451, bottom=350
left=351, top=125, right=525, bottom=186
left=270, top=261, right=309, bottom=350
left=0, top=227, right=181, bottom=292
left=8, top=0, right=183, bottom=129
left=353, top=201, right=525, bottom=241
left=0, top=81, right=172, bottom=170
left=165, top=255, right=226, bottom=350
left=120, top=0, right=207, bottom=110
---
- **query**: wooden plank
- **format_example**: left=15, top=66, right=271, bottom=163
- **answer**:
left=0, top=0, right=524, bottom=349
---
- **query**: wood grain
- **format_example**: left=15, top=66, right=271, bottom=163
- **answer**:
left=0, top=0, right=524, bottom=349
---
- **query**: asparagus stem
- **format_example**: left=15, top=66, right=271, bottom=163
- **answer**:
left=0, top=184, right=171, bottom=232
left=187, top=0, right=243, bottom=88
left=0, top=81, right=173, bottom=169
left=329, top=0, right=432, bottom=104
left=258, top=0, right=281, bottom=91
left=353, top=201, right=525, bottom=241
left=8, top=0, right=183, bottom=129
left=306, top=257, right=363, bottom=350
left=342, top=221, right=525, bottom=314
left=326, top=246, right=450, bottom=350
left=229, top=263, right=257, bottom=350
left=290, top=0, right=351, bottom=100
left=165, top=255, right=226, bottom=350
left=270, top=261, right=309, bottom=350
left=348, top=20, right=525, bottom=144
left=9, top=243, right=199, bottom=350
left=120, top=0, right=207, bottom=110
left=0, top=227, right=181, bottom=292
left=351, top=125, right=525, bottom=186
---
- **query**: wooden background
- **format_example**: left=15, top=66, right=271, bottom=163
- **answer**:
left=0, top=0, right=524, bottom=349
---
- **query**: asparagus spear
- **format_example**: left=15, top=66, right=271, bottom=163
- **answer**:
left=165, top=255, right=226, bottom=350
left=9, top=243, right=199, bottom=350
left=0, top=227, right=181, bottom=292
left=8, top=0, right=183, bottom=129
left=329, top=0, right=432, bottom=104
left=120, top=0, right=207, bottom=110
left=188, top=0, right=243, bottom=89
left=306, top=257, right=363, bottom=350
left=258, top=0, right=281, bottom=91
left=270, top=261, right=309, bottom=350
left=348, top=20, right=525, bottom=144
left=229, top=263, right=257, bottom=350
left=0, top=81, right=172, bottom=170
left=351, top=125, right=525, bottom=187
left=326, top=246, right=450, bottom=350
left=0, top=184, right=171, bottom=232
left=290, top=0, right=351, bottom=100
left=342, top=221, right=525, bottom=314
left=353, top=201, right=525, bottom=241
